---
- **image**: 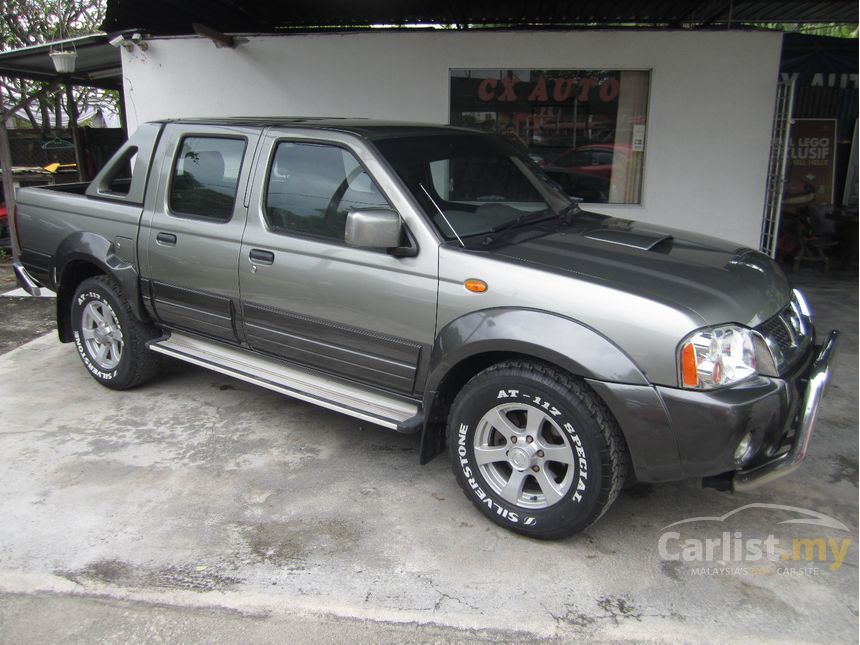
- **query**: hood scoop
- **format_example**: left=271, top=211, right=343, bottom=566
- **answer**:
left=583, top=228, right=674, bottom=251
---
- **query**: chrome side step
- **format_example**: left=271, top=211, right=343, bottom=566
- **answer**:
left=148, top=332, right=420, bottom=430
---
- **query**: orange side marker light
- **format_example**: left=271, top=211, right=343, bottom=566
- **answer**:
left=464, top=279, right=488, bottom=293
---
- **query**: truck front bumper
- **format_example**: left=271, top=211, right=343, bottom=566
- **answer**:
left=590, top=329, right=840, bottom=488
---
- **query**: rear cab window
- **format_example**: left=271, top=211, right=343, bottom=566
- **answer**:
left=85, top=121, right=164, bottom=205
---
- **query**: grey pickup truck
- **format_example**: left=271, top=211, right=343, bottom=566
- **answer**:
left=13, top=118, right=839, bottom=538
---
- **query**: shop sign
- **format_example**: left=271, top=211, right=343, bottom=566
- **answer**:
left=786, top=119, right=837, bottom=205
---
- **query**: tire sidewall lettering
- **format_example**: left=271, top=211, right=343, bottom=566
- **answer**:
left=453, top=383, right=600, bottom=530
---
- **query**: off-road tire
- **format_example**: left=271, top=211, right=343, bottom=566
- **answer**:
left=71, top=276, right=161, bottom=389
left=447, top=360, right=628, bottom=539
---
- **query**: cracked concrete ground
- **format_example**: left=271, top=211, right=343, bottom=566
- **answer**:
left=0, top=271, right=856, bottom=643
left=0, top=259, right=56, bottom=354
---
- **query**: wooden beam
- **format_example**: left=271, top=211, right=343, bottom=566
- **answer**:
left=192, top=23, right=236, bottom=48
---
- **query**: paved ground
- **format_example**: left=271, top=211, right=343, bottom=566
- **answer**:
left=0, top=269, right=856, bottom=643
left=0, top=258, right=56, bottom=354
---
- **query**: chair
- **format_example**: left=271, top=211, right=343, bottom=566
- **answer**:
left=785, top=206, right=839, bottom=273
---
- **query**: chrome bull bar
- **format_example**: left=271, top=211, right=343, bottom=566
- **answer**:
left=733, top=329, right=840, bottom=492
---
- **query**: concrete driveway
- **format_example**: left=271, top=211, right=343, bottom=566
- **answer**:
left=0, top=274, right=857, bottom=642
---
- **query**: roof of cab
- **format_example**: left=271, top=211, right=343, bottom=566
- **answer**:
left=157, top=117, right=481, bottom=140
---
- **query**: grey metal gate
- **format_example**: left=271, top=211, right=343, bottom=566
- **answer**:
left=759, top=80, right=795, bottom=258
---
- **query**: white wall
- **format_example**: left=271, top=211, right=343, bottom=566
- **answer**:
left=121, top=30, right=782, bottom=247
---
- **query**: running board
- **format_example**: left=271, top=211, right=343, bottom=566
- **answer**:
left=147, top=332, right=421, bottom=431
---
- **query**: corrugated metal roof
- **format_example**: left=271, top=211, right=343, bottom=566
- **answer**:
left=102, top=0, right=858, bottom=34
left=0, top=34, right=122, bottom=90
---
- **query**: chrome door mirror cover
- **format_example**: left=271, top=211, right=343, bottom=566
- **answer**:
left=345, top=209, right=402, bottom=249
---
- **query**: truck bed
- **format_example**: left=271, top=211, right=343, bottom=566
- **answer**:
left=33, top=182, right=90, bottom=196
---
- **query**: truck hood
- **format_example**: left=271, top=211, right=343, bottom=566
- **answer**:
left=491, top=215, right=791, bottom=328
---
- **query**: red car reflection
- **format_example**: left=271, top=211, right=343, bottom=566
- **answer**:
left=547, top=144, right=629, bottom=178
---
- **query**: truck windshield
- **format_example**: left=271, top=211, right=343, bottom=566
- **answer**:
left=373, top=133, right=572, bottom=242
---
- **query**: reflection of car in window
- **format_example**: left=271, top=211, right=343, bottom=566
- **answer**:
left=547, top=144, right=629, bottom=178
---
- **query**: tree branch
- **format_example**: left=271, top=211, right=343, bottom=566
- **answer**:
left=1, top=80, right=60, bottom=116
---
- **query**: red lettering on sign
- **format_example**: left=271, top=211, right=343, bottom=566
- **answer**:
left=527, top=77, right=548, bottom=102
left=598, top=78, right=619, bottom=102
left=577, top=78, right=597, bottom=101
left=499, top=77, right=519, bottom=101
left=478, top=78, right=497, bottom=102
left=552, top=79, right=576, bottom=102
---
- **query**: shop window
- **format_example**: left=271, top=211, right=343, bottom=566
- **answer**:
left=169, top=137, right=246, bottom=221
left=264, top=142, right=389, bottom=241
left=450, top=69, right=650, bottom=204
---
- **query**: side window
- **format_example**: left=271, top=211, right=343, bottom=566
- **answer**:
left=264, top=142, right=389, bottom=240
left=98, top=146, right=137, bottom=196
left=169, top=137, right=246, bottom=221
left=593, top=150, right=614, bottom=165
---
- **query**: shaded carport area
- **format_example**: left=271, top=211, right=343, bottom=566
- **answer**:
left=0, top=33, right=126, bottom=257
left=0, top=2, right=857, bottom=642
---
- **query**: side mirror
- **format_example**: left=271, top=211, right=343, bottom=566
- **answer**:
left=345, top=209, right=403, bottom=249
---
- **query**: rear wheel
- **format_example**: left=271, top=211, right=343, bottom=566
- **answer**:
left=71, top=276, right=161, bottom=389
left=447, top=360, right=628, bottom=539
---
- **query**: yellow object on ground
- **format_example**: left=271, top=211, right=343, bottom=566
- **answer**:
left=42, top=163, right=77, bottom=174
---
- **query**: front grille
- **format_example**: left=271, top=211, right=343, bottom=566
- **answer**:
left=759, top=315, right=793, bottom=355
left=756, top=291, right=812, bottom=374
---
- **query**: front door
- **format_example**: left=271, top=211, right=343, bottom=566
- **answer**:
left=140, top=124, right=259, bottom=343
left=238, top=131, right=439, bottom=396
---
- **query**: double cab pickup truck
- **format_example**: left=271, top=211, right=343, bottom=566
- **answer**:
left=13, top=118, right=839, bottom=538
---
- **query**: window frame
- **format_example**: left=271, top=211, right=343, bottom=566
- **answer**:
left=91, top=145, right=138, bottom=201
left=261, top=138, right=401, bottom=248
left=166, top=134, right=248, bottom=224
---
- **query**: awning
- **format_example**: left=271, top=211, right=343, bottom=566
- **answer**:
left=101, top=0, right=859, bottom=34
left=0, top=34, right=122, bottom=90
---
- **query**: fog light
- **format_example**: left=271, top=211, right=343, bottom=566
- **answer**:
left=734, top=432, right=753, bottom=464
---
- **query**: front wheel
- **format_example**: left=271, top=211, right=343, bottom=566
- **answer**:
left=447, top=360, right=628, bottom=539
left=71, top=276, right=161, bottom=389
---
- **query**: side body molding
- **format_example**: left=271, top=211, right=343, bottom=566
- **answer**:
left=419, top=308, right=650, bottom=463
left=55, top=231, right=145, bottom=341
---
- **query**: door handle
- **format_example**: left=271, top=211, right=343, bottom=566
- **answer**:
left=249, top=249, right=275, bottom=265
left=156, top=232, right=177, bottom=246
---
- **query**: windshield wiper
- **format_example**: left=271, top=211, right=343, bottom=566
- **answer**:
left=558, top=202, right=581, bottom=226
left=480, top=208, right=564, bottom=244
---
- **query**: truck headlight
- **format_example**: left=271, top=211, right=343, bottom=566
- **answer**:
left=679, top=325, right=757, bottom=389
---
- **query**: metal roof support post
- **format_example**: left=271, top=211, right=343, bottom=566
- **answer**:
left=65, top=85, right=85, bottom=181
left=0, top=120, right=17, bottom=257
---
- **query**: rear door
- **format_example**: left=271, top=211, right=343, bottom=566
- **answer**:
left=238, top=129, right=439, bottom=396
left=139, top=123, right=260, bottom=343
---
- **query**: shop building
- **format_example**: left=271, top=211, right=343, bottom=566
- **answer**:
left=120, top=29, right=782, bottom=247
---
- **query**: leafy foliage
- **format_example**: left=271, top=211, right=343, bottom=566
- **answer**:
left=0, top=0, right=118, bottom=131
